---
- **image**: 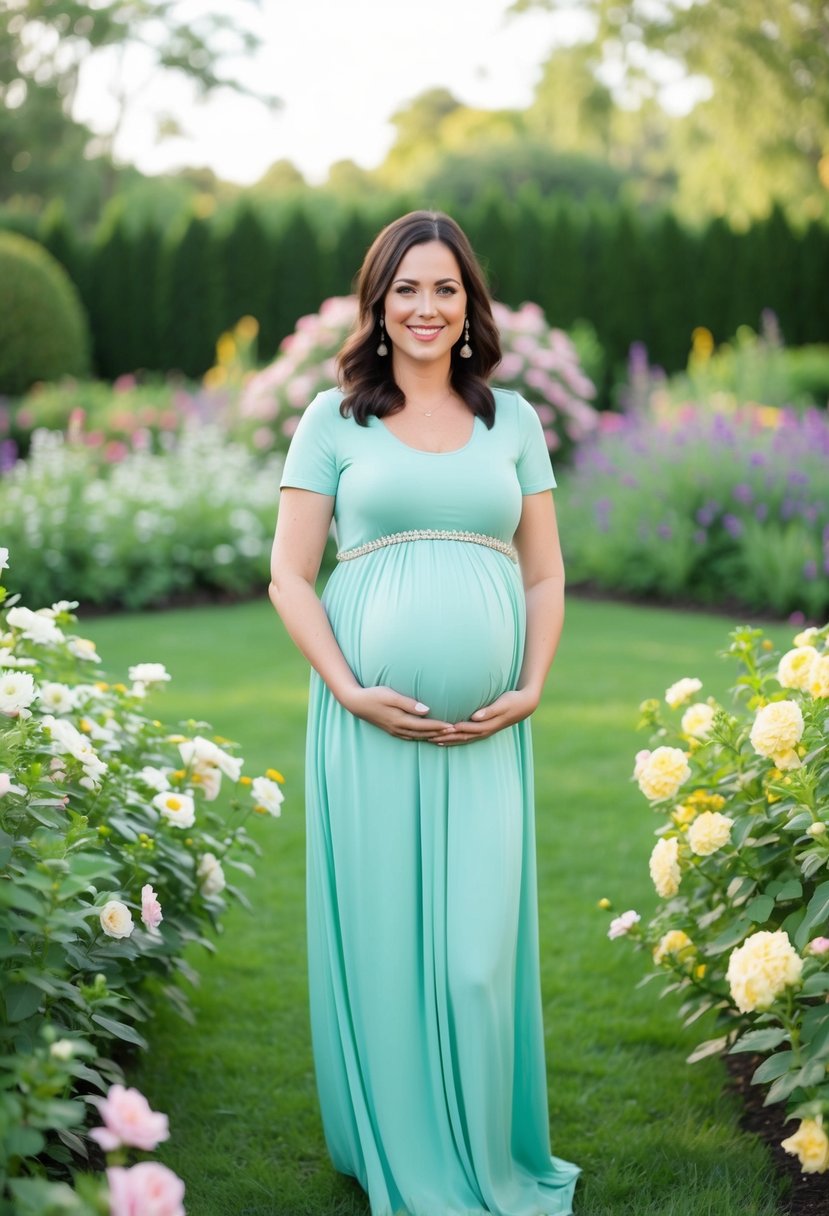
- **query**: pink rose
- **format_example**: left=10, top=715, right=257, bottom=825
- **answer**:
left=107, top=1162, right=185, bottom=1216
left=608, top=910, right=641, bottom=940
left=141, top=884, right=163, bottom=933
left=90, top=1084, right=169, bottom=1151
left=808, top=937, right=829, bottom=956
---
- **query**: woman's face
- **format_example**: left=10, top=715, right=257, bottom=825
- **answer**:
left=382, top=240, right=467, bottom=366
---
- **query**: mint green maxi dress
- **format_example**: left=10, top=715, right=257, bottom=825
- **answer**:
left=280, top=386, right=581, bottom=1216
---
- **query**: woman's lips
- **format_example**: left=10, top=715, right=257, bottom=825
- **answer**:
left=407, top=326, right=444, bottom=341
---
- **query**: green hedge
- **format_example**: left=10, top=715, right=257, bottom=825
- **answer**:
left=5, top=197, right=827, bottom=390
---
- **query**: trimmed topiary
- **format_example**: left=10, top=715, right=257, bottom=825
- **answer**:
left=0, top=230, right=91, bottom=396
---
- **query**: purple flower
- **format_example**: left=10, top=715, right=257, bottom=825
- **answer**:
left=657, top=523, right=673, bottom=540
left=693, top=529, right=708, bottom=546
left=754, top=503, right=769, bottom=522
left=733, top=483, right=753, bottom=505
left=749, top=452, right=767, bottom=467
left=722, top=514, right=744, bottom=539
left=696, top=502, right=719, bottom=527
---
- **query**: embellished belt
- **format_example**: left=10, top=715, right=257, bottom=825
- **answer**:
left=335, top=529, right=518, bottom=563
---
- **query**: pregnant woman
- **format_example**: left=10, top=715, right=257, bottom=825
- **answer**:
left=269, top=210, right=581, bottom=1216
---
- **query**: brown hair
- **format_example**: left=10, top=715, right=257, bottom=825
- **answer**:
left=337, top=210, right=501, bottom=427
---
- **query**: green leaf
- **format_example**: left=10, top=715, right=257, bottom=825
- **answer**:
left=775, top=879, right=803, bottom=902
left=745, top=894, right=775, bottom=923
left=0, top=884, right=45, bottom=915
left=3, top=1126, right=45, bottom=1158
left=795, top=880, right=829, bottom=951
left=751, top=1050, right=795, bottom=1083
left=4, top=983, right=42, bottom=1022
left=801, top=972, right=829, bottom=996
left=784, top=812, right=813, bottom=832
left=764, top=1069, right=807, bottom=1105
left=686, top=1034, right=729, bottom=1064
left=90, top=1013, right=148, bottom=1049
left=707, top=917, right=752, bottom=955
left=730, top=1028, right=789, bottom=1055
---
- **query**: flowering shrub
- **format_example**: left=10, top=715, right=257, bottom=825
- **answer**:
left=0, top=426, right=283, bottom=609
left=237, top=296, right=599, bottom=461
left=606, top=622, right=829, bottom=1175
left=0, top=546, right=284, bottom=1206
left=557, top=403, right=829, bottom=618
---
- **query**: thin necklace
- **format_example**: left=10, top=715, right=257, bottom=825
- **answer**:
left=406, top=388, right=454, bottom=418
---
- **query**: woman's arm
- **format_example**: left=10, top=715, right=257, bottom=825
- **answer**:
left=268, top=488, right=454, bottom=740
left=433, top=490, right=564, bottom=744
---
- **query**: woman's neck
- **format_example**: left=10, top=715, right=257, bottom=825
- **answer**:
left=391, top=355, right=453, bottom=405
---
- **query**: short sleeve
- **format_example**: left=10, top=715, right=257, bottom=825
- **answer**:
left=515, top=393, right=557, bottom=493
left=279, top=391, right=340, bottom=495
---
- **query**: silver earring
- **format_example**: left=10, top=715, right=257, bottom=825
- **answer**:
left=377, top=317, right=388, bottom=357
left=460, top=317, right=472, bottom=359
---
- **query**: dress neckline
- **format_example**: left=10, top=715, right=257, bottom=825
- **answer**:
left=375, top=414, right=479, bottom=457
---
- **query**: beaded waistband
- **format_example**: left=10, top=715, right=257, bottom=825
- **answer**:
left=335, top=529, right=518, bottom=563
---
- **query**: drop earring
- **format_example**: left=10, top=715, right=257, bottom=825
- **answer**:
left=460, top=317, right=472, bottom=359
left=377, top=316, right=388, bottom=357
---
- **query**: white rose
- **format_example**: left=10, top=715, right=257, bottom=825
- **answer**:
left=665, top=677, right=702, bottom=709
left=128, top=663, right=171, bottom=686
left=196, top=852, right=226, bottom=896
left=649, top=836, right=681, bottom=898
left=99, top=900, right=134, bottom=939
left=152, top=790, right=196, bottom=828
left=637, top=747, right=691, bottom=802
left=726, top=929, right=803, bottom=1013
left=681, top=703, right=716, bottom=739
left=251, top=776, right=284, bottom=817
left=777, top=646, right=818, bottom=691
left=6, top=606, right=64, bottom=645
left=687, top=811, right=733, bottom=856
left=749, top=700, right=804, bottom=768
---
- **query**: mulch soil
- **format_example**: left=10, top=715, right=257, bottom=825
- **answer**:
left=724, top=1053, right=829, bottom=1215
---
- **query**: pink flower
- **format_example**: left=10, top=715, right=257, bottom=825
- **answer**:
left=89, top=1084, right=169, bottom=1151
left=141, top=884, right=163, bottom=933
left=608, top=910, right=641, bottom=939
left=808, top=937, right=829, bottom=956
left=107, top=1162, right=185, bottom=1216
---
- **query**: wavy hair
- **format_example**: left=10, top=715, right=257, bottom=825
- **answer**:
left=337, top=211, right=501, bottom=427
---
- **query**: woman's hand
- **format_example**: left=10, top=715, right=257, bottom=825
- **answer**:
left=432, top=689, right=539, bottom=746
left=343, top=686, right=455, bottom=741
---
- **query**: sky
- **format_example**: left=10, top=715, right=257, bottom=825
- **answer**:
left=71, top=0, right=597, bottom=185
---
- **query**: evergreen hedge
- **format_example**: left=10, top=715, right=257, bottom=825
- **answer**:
left=6, top=197, right=826, bottom=389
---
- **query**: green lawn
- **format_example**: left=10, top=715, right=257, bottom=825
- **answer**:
left=83, top=594, right=796, bottom=1216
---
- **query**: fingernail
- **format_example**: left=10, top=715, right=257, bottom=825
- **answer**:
left=415, top=702, right=429, bottom=713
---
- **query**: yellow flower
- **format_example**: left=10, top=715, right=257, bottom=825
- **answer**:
left=113, top=683, right=127, bottom=694
left=687, top=790, right=726, bottom=812
left=665, top=677, right=702, bottom=709
left=749, top=700, right=804, bottom=768
left=761, top=639, right=774, bottom=652
left=691, top=327, right=714, bottom=360
left=653, top=929, right=695, bottom=966
left=777, top=646, right=818, bottom=690
left=216, top=334, right=236, bottom=365
left=687, top=811, right=733, bottom=857
left=239, top=775, right=253, bottom=786
left=794, top=626, right=820, bottom=648
left=694, top=963, right=707, bottom=980
left=266, top=768, right=285, bottom=783
left=235, top=315, right=259, bottom=341
left=649, top=837, right=681, bottom=899
left=672, top=803, right=697, bottom=826
left=810, top=655, right=829, bottom=699
left=726, top=930, right=803, bottom=1013
left=637, top=747, right=691, bottom=802
left=95, top=681, right=109, bottom=691
left=781, top=1118, right=829, bottom=1174
left=597, top=897, right=611, bottom=910
left=167, top=734, right=188, bottom=744
left=681, top=703, right=716, bottom=739
left=79, top=718, right=92, bottom=734
left=203, top=366, right=227, bottom=388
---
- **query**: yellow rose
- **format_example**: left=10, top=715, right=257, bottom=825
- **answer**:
left=665, top=677, right=702, bottom=709
left=653, top=929, right=695, bottom=966
left=687, top=811, right=733, bottom=857
left=672, top=803, right=697, bottom=826
left=777, top=646, right=818, bottom=690
left=781, top=1118, right=829, bottom=1174
left=749, top=700, right=804, bottom=767
left=810, top=654, right=829, bottom=699
left=637, top=747, right=691, bottom=802
left=649, top=836, right=681, bottom=898
left=681, top=703, right=716, bottom=739
left=726, top=930, right=803, bottom=1013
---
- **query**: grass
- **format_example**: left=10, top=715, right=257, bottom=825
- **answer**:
left=82, top=593, right=797, bottom=1215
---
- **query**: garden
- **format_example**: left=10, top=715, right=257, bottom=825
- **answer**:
left=2, top=193, right=829, bottom=1214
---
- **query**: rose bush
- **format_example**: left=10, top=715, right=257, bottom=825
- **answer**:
left=606, top=620, right=829, bottom=1175
left=236, top=296, right=599, bottom=462
left=0, top=547, right=284, bottom=1207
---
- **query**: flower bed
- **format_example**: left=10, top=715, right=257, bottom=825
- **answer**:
left=606, top=621, right=829, bottom=1180
left=0, top=547, right=284, bottom=1210
left=0, top=426, right=284, bottom=609
left=557, top=403, right=829, bottom=619
left=238, top=296, right=599, bottom=461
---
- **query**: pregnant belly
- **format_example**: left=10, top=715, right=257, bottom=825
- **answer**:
left=329, top=543, right=525, bottom=724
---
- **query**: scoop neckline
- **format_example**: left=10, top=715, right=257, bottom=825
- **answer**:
left=376, top=414, right=479, bottom=457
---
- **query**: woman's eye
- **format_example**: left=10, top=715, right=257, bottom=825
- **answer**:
left=437, top=286, right=456, bottom=296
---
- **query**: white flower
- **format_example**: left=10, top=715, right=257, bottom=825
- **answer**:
left=681, top=703, right=716, bottom=739
left=687, top=811, right=734, bottom=856
left=0, top=548, right=8, bottom=573
left=152, top=790, right=196, bottom=828
left=47, top=600, right=79, bottom=616
left=251, top=775, right=284, bottom=817
left=49, top=1039, right=76, bottom=1060
left=66, top=637, right=101, bottom=663
left=179, top=735, right=242, bottom=799
left=128, top=663, right=171, bottom=687
left=793, top=626, right=820, bottom=648
left=99, top=900, right=134, bottom=939
left=0, top=647, right=37, bottom=669
left=608, top=910, right=640, bottom=940
left=750, top=700, right=804, bottom=769
left=137, top=766, right=171, bottom=793
left=37, top=682, right=77, bottom=714
left=636, top=747, right=691, bottom=802
left=6, top=606, right=64, bottom=645
left=0, top=772, right=26, bottom=797
left=777, top=647, right=818, bottom=691
left=649, top=836, right=681, bottom=898
left=196, top=852, right=226, bottom=896
left=665, top=677, right=702, bottom=709
left=0, top=671, right=37, bottom=717
left=726, top=929, right=803, bottom=1013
